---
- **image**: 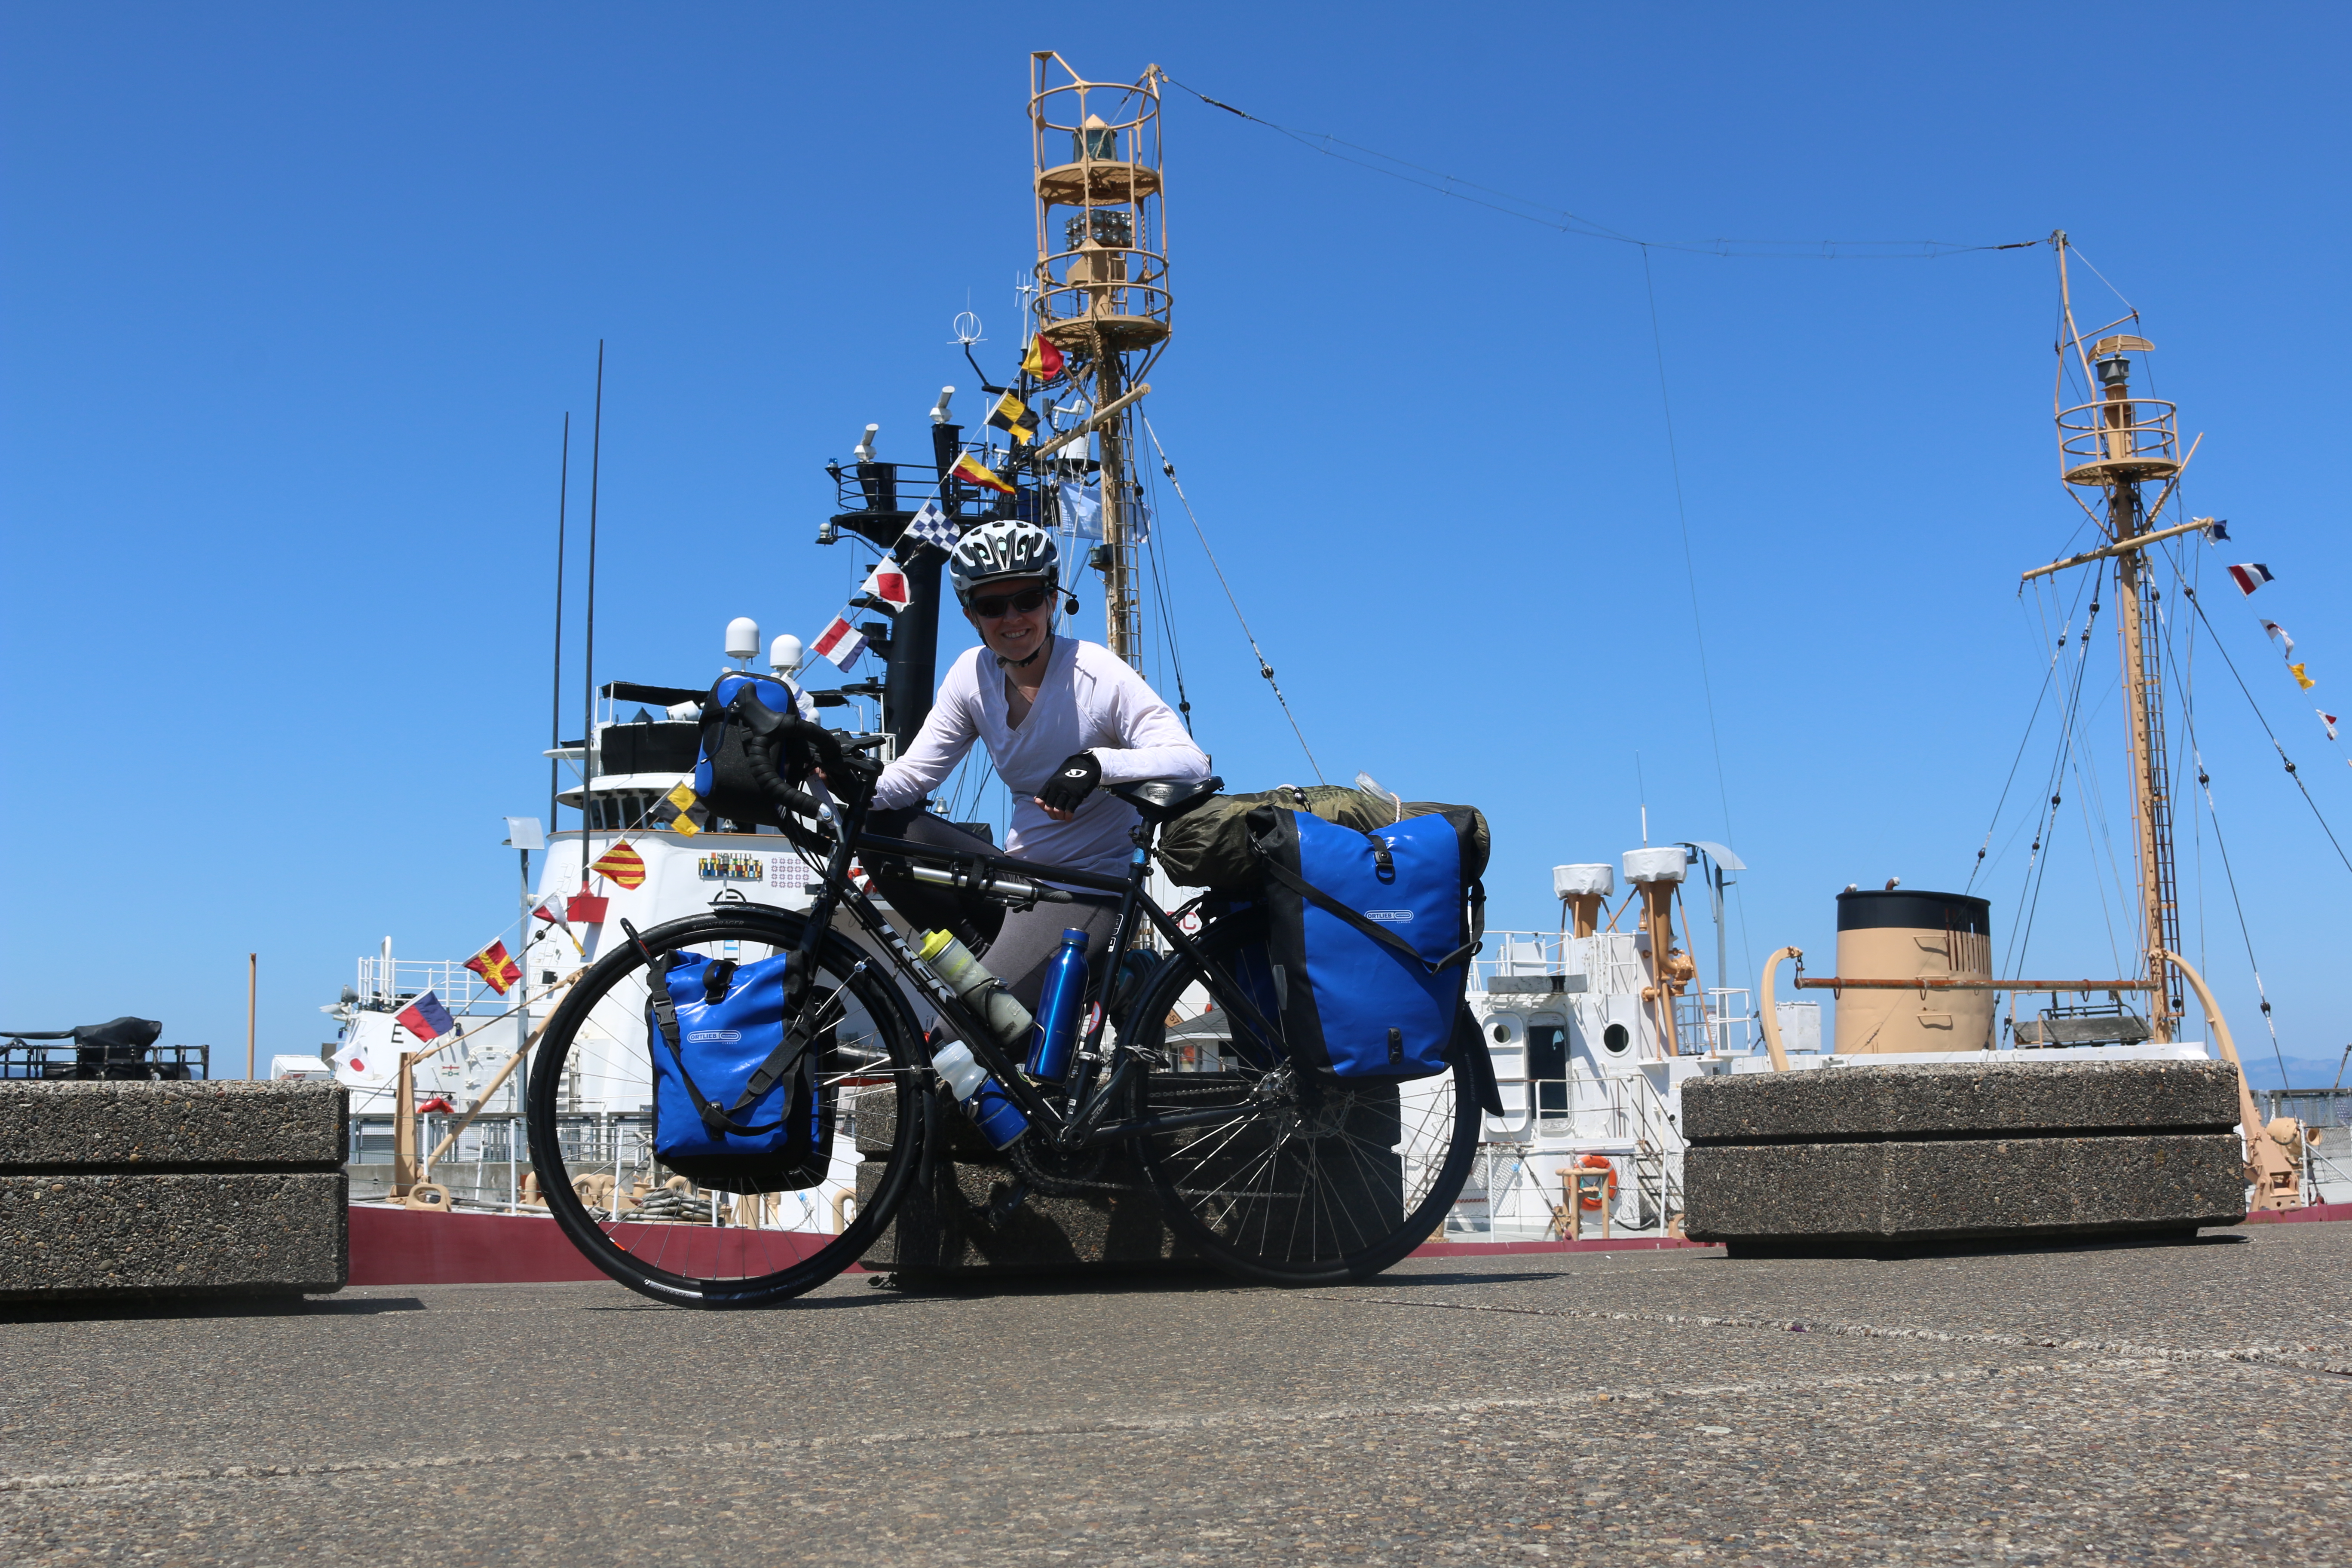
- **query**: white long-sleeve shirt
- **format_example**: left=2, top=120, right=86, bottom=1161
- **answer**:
left=873, top=635, right=1210, bottom=876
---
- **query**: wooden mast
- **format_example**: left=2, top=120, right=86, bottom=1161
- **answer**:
left=1029, top=54, right=1171, bottom=669
left=2043, top=235, right=2190, bottom=1041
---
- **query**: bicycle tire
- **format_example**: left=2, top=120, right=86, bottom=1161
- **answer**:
left=1125, top=909, right=1480, bottom=1286
left=526, top=906, right=928, bottom=1308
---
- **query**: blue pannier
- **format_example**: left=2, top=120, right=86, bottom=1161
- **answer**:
left=645, top=949, right=832, bottom=1192
left=1246, top=806, right=1486, bottom=1079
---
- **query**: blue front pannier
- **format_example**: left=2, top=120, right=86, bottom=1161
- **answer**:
left=645, top=949, right=832, bottom=1193
left=1246, top=806, right=1485, bottom=1079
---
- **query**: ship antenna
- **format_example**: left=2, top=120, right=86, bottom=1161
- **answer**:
left=549, top=412, right=569, bottom=840
left=582, top=340, right=604, bottom=891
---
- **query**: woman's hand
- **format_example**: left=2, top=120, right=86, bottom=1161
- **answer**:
left=1034, top=752, right=1101, bottom=821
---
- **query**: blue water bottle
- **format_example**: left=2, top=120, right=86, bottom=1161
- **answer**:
left=1026, top=928, right=1091, bottom=1082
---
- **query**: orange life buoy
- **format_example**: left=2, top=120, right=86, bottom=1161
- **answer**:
left=1575, top=1154, right=1617, bottom=1210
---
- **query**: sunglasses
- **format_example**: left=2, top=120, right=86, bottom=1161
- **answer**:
left=970, top=585, right=1051, bottom=620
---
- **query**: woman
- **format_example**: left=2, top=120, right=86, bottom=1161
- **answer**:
left=863, top=518, right=1210, bottom=1008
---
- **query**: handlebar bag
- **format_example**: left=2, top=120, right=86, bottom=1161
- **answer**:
left=1246, top=805, right=1485, bottom=1080
left=691, top=674, right=813, bottom=829
left=643, top=949, right=833, bottom=1193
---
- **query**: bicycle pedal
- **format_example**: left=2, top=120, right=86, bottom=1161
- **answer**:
left=986, top=1180, right=1031, bottom=1225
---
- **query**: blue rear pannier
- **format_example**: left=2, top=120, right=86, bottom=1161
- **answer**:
left=1246, top=806, right=1485, bottom=1079
left=645, top=949, right=832, bottom=1192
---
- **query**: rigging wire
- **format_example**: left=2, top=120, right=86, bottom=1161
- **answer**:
left=1162, top=75, right=2045, bottom=261
left=1967, top=595, right=2077, bottom=892
left=1140, top=415, right=1325, bottom=782
left=2170, top=564, right=2352, bottom=879
left=2006, top=587, right=2103, bottom=982
left=2158, top=610, right=2294, bottom=1089
left=1638, top=247, right=1752, bottom=989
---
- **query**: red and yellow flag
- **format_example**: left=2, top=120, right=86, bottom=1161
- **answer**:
left=1021, top=334, right=1066, bottom=381
left=589, top=841, right=647, bottom=889
left=951, top=452, right=1015, bottom=494
left=465, top=940, right=521, bottom=996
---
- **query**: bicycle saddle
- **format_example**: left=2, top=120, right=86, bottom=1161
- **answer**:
left=1108, top=775, right=1224, bottom=823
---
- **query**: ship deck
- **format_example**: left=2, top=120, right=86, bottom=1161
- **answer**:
left=4, top=1223, right=2346, bottom=1564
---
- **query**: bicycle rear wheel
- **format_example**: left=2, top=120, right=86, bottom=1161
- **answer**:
left=527, top=906, right=927, bottom=1308
left=1125, top=908, right=1479, bottom=1285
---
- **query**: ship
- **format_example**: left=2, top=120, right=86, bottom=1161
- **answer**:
left=298, top=67, right=2343, bottom=1253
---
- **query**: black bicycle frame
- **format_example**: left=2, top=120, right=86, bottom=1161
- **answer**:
left=778, top=783, right=1286, bottom=1153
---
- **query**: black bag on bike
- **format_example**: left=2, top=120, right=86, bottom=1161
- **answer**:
left=1246, top=805, right=1486, bottom=1080
left=689, top=674, right=811, bottom=830
left=644, top=949, right=833, bottom=1193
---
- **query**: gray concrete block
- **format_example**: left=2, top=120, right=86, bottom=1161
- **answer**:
left=0, top=1171, right=349, bottom=1300
left=0, top=1081, right=347, bottom=1169
left=1682, top=1060, right=2239, bottom=1145
left=856, top=1148, right=1202, bottom=1279
left=1683, top=1134, right=2246, bottom=1245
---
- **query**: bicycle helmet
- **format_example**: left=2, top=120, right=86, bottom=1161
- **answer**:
left=947, top=517, right=1059, bottom=606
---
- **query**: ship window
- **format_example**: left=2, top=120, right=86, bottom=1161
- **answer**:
left=1602, top=1022, right=1631, bottom=1056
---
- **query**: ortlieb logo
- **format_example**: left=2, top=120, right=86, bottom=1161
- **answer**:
left=1366, top=909, right=1414, bottom=923
left=685, top=1029, right=742, bottom=1044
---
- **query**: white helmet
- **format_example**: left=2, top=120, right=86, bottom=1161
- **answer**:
left=948, top=518, right=1059, bottom=606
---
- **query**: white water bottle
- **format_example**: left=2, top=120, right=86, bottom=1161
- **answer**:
left=927, top=1039, right=1029, bottom=1148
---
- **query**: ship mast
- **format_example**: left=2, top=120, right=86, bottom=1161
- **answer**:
left=2043, top=235, right=2190, bottom=1041
left=1029, top=54, right=1172, bottom=667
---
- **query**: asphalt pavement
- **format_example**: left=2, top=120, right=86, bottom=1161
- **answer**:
left=3, top=1224, right=2347, bottom=1565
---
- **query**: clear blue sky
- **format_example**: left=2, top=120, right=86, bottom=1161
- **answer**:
left=5, top=4, right=2346, bottom=1088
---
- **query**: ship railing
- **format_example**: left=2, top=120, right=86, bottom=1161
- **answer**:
left=1, top=1038, right=210, bottom=1080
left=1470, top=931, right=1571, bottom=990
left=354, top=958, right=502, bottom=1015
left=2057, top=395, right=2181, bottom=475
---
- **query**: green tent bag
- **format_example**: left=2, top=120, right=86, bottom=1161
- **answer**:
left=1155, top=784, right=1490, bottom=890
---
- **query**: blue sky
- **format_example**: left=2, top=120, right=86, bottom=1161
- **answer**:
left=5, top=4, right=2347, bottom=1089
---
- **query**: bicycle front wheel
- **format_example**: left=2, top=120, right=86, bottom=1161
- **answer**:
left=526, top=906, right=928, bottom=1308
left=1125, top=909, right=1480, bottom=1286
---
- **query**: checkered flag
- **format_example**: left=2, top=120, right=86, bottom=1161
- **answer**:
left=903, top=498, right=957, bottom=554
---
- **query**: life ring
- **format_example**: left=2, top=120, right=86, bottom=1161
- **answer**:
left=1575, top=1155, right=1617, bottom=1210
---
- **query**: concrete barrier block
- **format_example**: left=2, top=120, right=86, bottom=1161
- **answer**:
left=0, top=1081, right=347, bottom=1168
left=0, top=1171, right=349, bottom=1300
left=855, top=1150, right=1198, bottom=1279
left=1682, top=1060, right=2239, bottom=1145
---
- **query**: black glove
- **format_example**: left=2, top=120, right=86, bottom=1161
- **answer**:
left=1036, top=751, right=1102, bottom=813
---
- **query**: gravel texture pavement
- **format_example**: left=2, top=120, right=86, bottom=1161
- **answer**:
left=3, top=1223, right=2346, bottom=1565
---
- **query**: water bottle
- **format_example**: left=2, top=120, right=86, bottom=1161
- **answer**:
left=927, top=1039, right=1029, bottom=1148
left=916, top=929, right=1035, bottom=1049
left=1026, top=928, right=1090, bottom=1082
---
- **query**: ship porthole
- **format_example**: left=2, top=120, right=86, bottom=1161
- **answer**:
left=1602, top=1023, right=1631, bottom=1055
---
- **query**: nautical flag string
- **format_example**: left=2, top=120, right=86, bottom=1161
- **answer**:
left=2261, top=620, right=2295, bottom=658
left=905, top=498, right=957, bottom=552
left=463, top=940, right=520, bottom=997
left=2228, top=562, right=2274, bottom=595
left=2321, top=710, right=2339, bottom=742
left=951, top=451, right=1015, bottom=495
left=860, top=554, right=912, bottom=613
left=812, top=615, right=869, bottom=671
left=394, top=990, right=458, bottom=1043
left=589, top=841, right=647, bottom=889
left=1021, top=334, right=1066, bottom=382
left=986, top=389, right=1038, bottom=444
left=651, top=780, right=710, bottom=836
